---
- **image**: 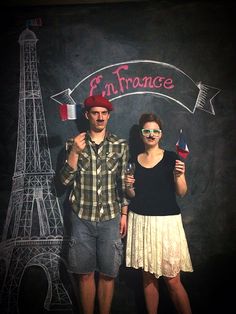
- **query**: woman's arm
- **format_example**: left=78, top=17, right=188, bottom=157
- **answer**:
left=174, top=159, right=187, bottom=197
left=125, top=175, right=136, bottom=198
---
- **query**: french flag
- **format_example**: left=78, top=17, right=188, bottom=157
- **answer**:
left=176, top=129, right=190, bottom=159
left=26, top=18, right=43, bottom=27
left=59, top=104, right=82, bottom=121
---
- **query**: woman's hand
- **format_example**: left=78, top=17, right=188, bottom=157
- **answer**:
left=174, top=160, right=187, bottom=197
left=174, top=159, right=185, bottom=177
left=125, top=174, right=135, bottom=198
left=125, top=174, right=135, bottom=188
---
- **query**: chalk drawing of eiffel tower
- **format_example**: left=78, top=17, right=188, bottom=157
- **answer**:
left=0, top=28, right=72, bottom=314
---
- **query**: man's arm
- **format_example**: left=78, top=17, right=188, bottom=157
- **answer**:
left=119, top=142, right=130, bottom=237
left=119, top=142, right=130, bottom=207
left=60, top=133, right=86, bottom=186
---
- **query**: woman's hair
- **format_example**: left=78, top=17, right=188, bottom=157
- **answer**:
left=138, top=113, right=163, bottom=130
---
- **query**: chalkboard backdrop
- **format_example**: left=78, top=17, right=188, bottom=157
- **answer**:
left=0, top=1, right=235, bottom=314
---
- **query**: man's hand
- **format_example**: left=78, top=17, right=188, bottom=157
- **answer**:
left=120, top=214, right=128, bottom=238
left=71, top=132, right=86, bottom=154
left=67, top=132, right=86, bottom=170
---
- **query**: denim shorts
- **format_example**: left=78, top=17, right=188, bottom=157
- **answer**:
left=67, top=211, right=123, bottom=278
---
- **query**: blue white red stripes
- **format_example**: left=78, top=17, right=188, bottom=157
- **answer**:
left=59, top=104, right=82, bottom=121
left=26, top=18, right=43, bottom=27
left=176, top=129, right=190, bottom=159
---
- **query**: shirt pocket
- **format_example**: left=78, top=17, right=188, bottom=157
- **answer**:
left=78, top=152, right=90, bottom=171
left=106, top=152, right=121, bottom=173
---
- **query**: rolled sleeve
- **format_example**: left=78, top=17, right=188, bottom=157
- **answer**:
left=121, top=197, right=130, bottom=207
left=60, top=162, right=77, bottom=186
left=119, top=143, right=130, bottom=206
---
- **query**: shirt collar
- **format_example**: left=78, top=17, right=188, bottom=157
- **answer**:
left=86, top=131, right=117, bottom=144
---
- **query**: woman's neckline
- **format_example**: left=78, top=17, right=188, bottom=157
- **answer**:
left=137, top=150, right=165, bottom=169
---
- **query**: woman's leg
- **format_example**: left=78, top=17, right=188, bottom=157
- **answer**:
left=143, top=271, right=159, bottom=314
left=164, top=273, right=192, bottom=314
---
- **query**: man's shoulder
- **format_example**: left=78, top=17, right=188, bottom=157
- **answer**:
left=107, top=133, right=128, bottom=145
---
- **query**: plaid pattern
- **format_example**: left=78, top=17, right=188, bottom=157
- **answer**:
left=60, top=132, right=129, bottom=221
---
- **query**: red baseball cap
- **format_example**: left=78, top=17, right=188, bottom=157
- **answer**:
left=84, top=95, right=113, bottom=111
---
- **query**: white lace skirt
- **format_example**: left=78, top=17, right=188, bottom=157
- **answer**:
left=126, top=211, right=193, bottom=278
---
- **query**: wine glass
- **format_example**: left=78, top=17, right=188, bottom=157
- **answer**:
left=125, top=162, right=135, bottom=188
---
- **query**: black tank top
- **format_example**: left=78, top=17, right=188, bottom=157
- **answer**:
left=129, top=150, right=181, bottom=216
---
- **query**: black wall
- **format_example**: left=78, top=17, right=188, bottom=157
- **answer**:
left=0, top=1, right=236, bottom=313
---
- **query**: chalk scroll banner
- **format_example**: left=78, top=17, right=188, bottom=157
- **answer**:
left=51, top=60, right=220, bottom=117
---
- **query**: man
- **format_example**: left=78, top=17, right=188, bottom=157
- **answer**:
left=60, top=95, right=129, bottom=314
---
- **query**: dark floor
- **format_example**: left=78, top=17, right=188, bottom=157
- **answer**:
left=1, top=253, right=235, bottom=314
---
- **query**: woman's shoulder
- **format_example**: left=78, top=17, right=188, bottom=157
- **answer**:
left=164, top=150, right=178, bottom=160
left=137, top=152, right=144, bottom=159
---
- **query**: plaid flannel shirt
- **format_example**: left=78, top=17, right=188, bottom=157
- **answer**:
left=60, top=132, right=129, bottom=221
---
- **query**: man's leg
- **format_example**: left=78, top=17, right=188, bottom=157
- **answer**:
left=77, top=272, right=96, bottom=314
left=66, top=213, right=97, bottom=313
left=98, top=273, right=114, bottom=314
left=97, top=215, right=122, bottom=314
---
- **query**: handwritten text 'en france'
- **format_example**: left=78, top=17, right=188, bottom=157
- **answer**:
left=89, top=64, right=175, bottom=97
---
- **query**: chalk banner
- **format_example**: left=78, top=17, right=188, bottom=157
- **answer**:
left=51, top=60, right=220, bottom=117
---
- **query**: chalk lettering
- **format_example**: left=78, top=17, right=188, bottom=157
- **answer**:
left=112, top=65, right=129, bottom=93
left=143, top=77, right=153, bottom=88
left=89, top=75, right=103, bottom=96
left=88, top=64, right=174, bottom=97
left=104, top=82, right=118, bottom=96
left=163, top=78, right=174, bottom=89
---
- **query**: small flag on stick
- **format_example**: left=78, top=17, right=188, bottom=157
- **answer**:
left=59, top=103, right=82, bottom=121
left=176, top=129, right=190, bottom=159
left=26, top=18, right=43, bottom=27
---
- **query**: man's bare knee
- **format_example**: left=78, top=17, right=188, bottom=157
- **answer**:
left=79, top=272, right=94, bottom=282
left=99, top=273, right=114, bottom=282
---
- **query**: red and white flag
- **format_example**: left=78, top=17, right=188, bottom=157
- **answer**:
left=59, top=104, right=82, bottom=121
left=26, top=18, right=43, bottom=27
left=176, top=129, right=190, bottom=159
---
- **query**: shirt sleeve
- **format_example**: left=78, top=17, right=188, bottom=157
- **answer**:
left=59, top=138, right=77, bottom=186
left=118, top=141, right=130, bottom=207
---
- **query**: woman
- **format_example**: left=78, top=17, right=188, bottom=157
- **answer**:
left=125, top=113, right=193, bottom=314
